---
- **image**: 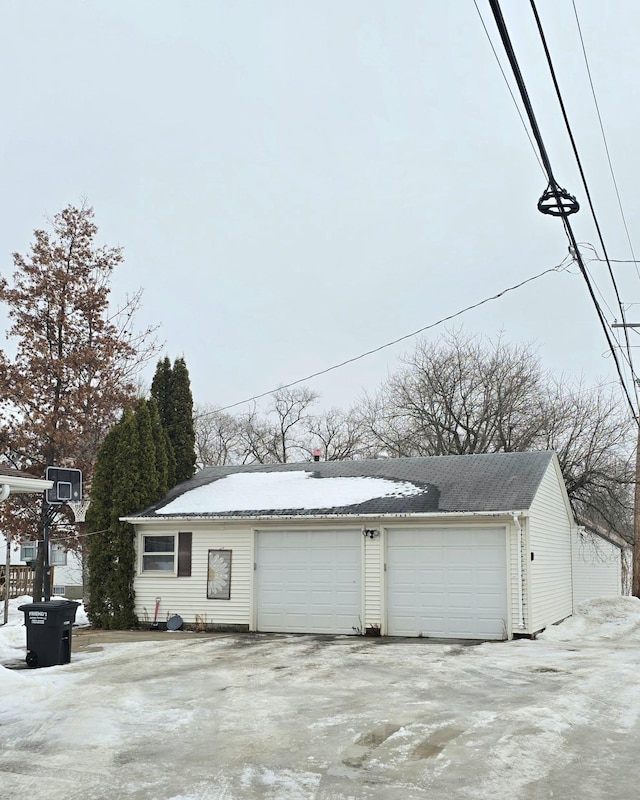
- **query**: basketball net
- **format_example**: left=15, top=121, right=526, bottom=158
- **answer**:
left=68, top=499, right=91, bottom=523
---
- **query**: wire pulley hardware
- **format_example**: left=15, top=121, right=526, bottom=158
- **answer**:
left=537, top=182, right=580, bottom=217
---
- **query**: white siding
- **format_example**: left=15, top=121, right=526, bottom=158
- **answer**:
left=364, top=533, right=382, bottom=632
left=50, top=558, right=84, bottom=594
left=134, top=524, right=253, bottom=628
left=528, top=462, right=574, bottom=633
left=508, top=517, right=527, bottom=635
left=132, top=516, right=525, bottom=639
left=572, top=530, right=622, bottom=605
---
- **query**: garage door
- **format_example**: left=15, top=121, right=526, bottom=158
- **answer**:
left=256, top=530, right=362, bottom=634
left=387, top=527, right=508, bottom=640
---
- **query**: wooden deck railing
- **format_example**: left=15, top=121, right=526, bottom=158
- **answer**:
left=0, top=566, right=55, bottom=599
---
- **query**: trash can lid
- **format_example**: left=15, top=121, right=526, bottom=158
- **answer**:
left=166, top=614, right=183, bottom=631
left=18, top=600, right=81, bottom=611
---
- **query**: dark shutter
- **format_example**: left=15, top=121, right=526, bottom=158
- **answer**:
left=177, top=532, right=192, bottom=577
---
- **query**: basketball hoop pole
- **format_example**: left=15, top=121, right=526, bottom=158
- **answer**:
left=43, top=500, right=51, bottom=601
left=42, top=501, right=60, bottom=602
left=43, top=466, right=84, bottom=601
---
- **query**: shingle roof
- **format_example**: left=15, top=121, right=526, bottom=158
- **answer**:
left=137, top=451, right=556, bottom=519
left=0, top=465, right=44, bottom=480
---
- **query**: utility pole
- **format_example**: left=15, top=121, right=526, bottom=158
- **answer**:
left=634, top=427, right=640, bottom=598
left=611, top=323, right=640, bottom=597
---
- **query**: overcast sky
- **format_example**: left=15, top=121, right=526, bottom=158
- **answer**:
left=2, top=1, right=639, bottom=414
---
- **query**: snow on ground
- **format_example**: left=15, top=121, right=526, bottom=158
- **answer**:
left=1, top=598, right=640, bottom=799
left=158, top=471, right=425, bottom=514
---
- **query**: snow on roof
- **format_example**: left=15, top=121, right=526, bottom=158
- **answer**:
left=157, top=470, right=425, bottom=515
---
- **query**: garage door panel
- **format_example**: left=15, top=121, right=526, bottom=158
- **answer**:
left=387, top=527, right=507, bottom=640
left=447, top=568, right=473, bottom=582
left=478, top=577, right=504, bottom=588
left=257, top=530, right=361, bottom=634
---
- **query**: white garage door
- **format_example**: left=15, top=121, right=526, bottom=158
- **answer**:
left=256, top=530, right=362, bottom=634
left=387, top=527, right=508, bottom=640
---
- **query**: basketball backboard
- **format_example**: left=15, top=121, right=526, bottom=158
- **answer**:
left=45, top=467, right=82, bottom=505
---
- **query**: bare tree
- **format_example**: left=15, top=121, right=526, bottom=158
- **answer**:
left=358, top=330, right=546, bottom=457
left=190, top=329, right=634, bottom=542
left=537, top=378, right=633, bottom=539
left=356, top=329, right=634, bottom=538
left=194, top=394, right=363, bottom=465
left=193, top=404, right=242, bottom=467
left=303, top=407, right=367, bottom=461
left=230, top=388, right=320, bottom=464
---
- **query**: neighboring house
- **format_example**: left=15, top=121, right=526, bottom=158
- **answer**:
left=0, top=465, right=52, bottom=499
left=0, top=535, right=84, bottom=599
left=571, top=521, right=632, bottom=605
left=0, top=464, right=83, bottom=599
left=123, top=451, right=623, bottom=641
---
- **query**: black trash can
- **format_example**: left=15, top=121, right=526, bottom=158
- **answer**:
left=18, top=600, right=80, bottom=668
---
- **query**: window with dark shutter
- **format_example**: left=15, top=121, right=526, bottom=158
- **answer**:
left=177, top=532, right=192, bottom=577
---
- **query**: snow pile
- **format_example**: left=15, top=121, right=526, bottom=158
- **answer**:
left=73, top=601, right=90, bottom=627
left=0, top=595, right=32, bottom=665
left=158, top=470, right=425, bottom=514
left=539, top=596, right=640, bottom=642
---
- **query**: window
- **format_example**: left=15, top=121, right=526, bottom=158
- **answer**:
left=141, top=533, right=192, bottom=574
left=20, top=542, right=37, bottom=562
left=52, top=586, right=66, bottom=596
left=20, top=543, right=67, bottom=565
left=21, top=543, right=68, bottom=565
left=142, top=536, right=176, bottom=572
left=50, top=545, right=67, bottom=566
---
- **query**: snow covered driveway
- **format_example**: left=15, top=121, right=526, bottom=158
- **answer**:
left=2, top=598, right=640, bottom=800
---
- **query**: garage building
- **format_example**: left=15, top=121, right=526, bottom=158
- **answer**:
left=124, top=451, right=623, bottom=640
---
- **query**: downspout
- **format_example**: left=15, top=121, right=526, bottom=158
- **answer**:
left=0, top=485, right=10, bottom=503
left=512, top=513, right=526, bottom=630
left=570, top=525, right=580, bottom=611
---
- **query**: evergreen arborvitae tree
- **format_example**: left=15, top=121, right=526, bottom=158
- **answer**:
left=170, top=357, right=196, bottom=484
left=150, top=357, right=173, bottom=428
left=148, top=398, right=170, bottom=497
left=109, top=409, right=140, bottom=629
left=86, top=400, right=170, bottom=629
left=85, top=423, right=121, bottom=627
left=150, top=356, right=196, bottom=486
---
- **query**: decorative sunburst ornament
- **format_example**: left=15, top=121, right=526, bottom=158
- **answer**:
left=207, top=550, right=231, bottom=599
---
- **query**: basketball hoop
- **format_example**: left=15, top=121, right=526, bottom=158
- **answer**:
left=68, top=499, right=91, bottom=523
left=46, top=466, right=82, bottom=505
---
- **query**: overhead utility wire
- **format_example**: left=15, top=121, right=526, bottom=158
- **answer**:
left=487, top=0, right=638, bottom=423
left=210, top=260, right=569, bottom=414
left=477, top=0, right=629, bottom=372
left=472, top=0, right=545, bottom=176
left=571, top=0, right=640, bottom=280
left=529, top=0, right=639, bottom=401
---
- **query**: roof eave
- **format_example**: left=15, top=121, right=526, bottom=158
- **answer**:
left=122, top=509, right=531, bottom=524
left=1, top=476, right=54, bottom=495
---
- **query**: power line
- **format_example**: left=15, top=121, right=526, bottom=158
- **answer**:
left=571, top=0, right=640, bottom=281
left=472, top=0, right=545, bottom=176
left=487, top=0, right=638, bottom=423
left=528, top=0, right=639, bottom=405
left=50, top=528, right=109, bottom=540
left=209, top=260, right=569, bottom=414
left=583, top=263, right=617, bottom=320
